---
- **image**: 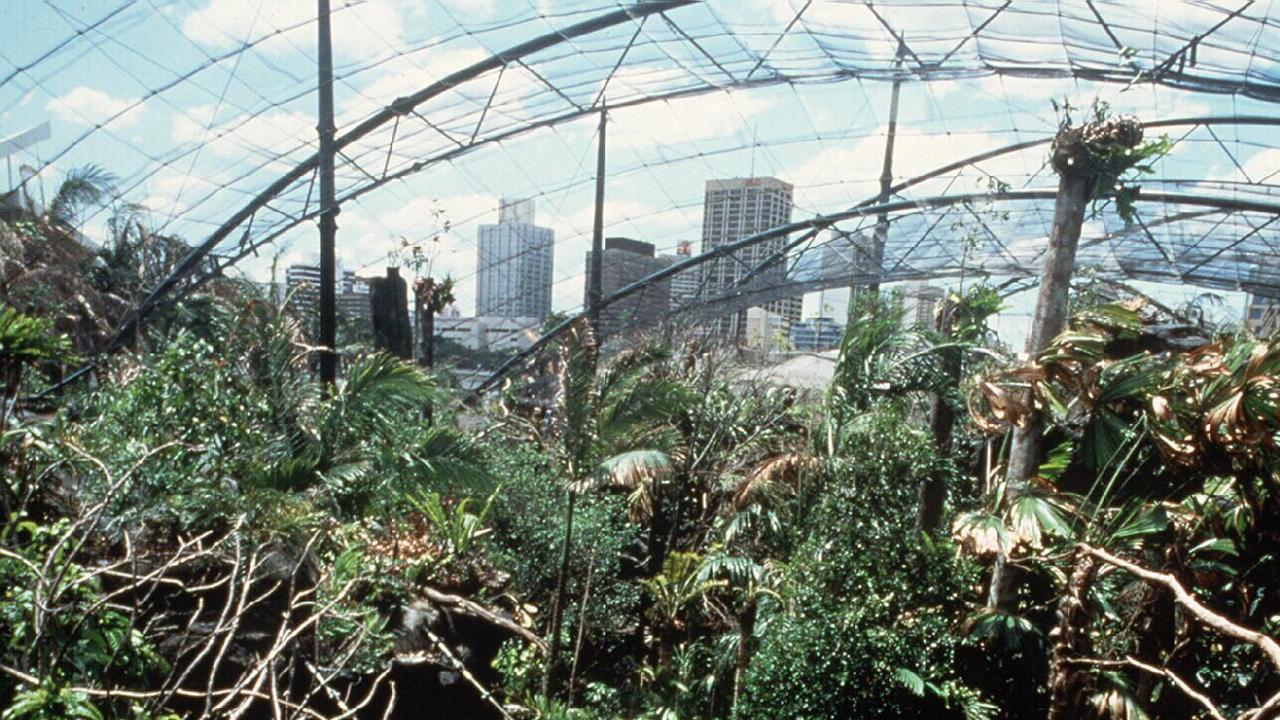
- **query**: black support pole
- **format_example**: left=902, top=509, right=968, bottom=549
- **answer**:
left=587, top=108, right=607, bottom=335
left=317, top=0, right=338, bottom=386
left=861, top=40, right=906, bottom=297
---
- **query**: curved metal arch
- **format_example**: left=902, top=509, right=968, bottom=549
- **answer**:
left=473, top=189, right=1280, bottom=394
left=101, top=0, right=697, bottom=356
left=671, top=208, right=1229, bottom=327
left=80, top=0, right=1280, bottom=376
left=108, top=39, right=1280, bottom=362
left=177, top=113, right=1280, bottom=311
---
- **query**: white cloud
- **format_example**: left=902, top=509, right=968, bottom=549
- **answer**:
left=609, top=88, right=776, bottom=149
left=715, top=0, right=806, bottom=27
left=47, top=86, right=143, bottom=128
left=560, top=198, right=690, bottom=242
left=784, top=126, right=1027, bottom=212
left=172, top=104, right=315, bottom=165
left=341, top=192, right=496, bottom=271
left=1242, top=148, right=1280, bottom=184
left=338, top=46, right=494, bottom=122
left=182, top=0, right=407, bottom=58
left=142, top=165, right=228, bottom=218
left=442, top=0, right=495, bottom=17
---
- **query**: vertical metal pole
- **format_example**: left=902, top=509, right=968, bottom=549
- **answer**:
left=317, top=0, right=339, bottom=386
left=587, top=109, right=607, bottom=336
left=860, top=40, right=907, bottom=297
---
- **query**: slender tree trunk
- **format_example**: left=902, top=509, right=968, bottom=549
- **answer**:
left=990, top=170, right=1090, bottom=610
left=422, top=307, right=435, bottom=425
left=733, top=596, right=758, bottom=718
left=543, top=489, right=577, bottom=698
left=918, top=301, right=960, bottom=533
left=567, top=547, right=597, bottom=706
left=415, top=292, right=427, bottom=367
left=424, top=309, right=435, bottom=369
left=1047, top=550, right=1099, bottom=720
left=1006, top=172, right=1089, bottom=486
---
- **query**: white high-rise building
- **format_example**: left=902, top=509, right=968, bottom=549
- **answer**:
left=699, top=178, right=800, bottom=341
left=476, top=198, right=555, bottom=320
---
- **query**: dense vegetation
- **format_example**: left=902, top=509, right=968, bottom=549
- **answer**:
left=3, top=168, right=1280, bottom=720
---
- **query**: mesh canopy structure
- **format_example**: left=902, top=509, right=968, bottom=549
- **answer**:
left=3, top=0, right=1280, bottom=356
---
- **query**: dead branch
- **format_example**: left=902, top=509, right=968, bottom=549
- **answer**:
left=421, top=585, right=548, bottom=653
left=1081, top=544, right=1280, bottom=672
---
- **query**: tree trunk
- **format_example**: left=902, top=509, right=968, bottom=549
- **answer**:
left=424, top=309, right=435, bottom=369
left=542, top=489, right=577, bottom=698
left=566, top=548, right=597, bottom=706
left=1006, top=172, right=1089, bottom=488
left=990, top=170, right=1090, bottom=610
left=918, top=300, right=960, bottom=533
left=414, top=292, right=426, bottom=368
left=733, top=597, right=758, bottom=718
left=1047, top=550, right=1099, bottom=720
left=369, top=268, right=412, bottom=359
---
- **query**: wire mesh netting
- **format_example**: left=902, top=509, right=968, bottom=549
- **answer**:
left=3, top=0, right=1279, bottom=348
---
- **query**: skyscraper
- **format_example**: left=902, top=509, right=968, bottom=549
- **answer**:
left=699, top=177, right=800, bottom=340
left=476, top=198, right=555, bottom=320
left=583, top=237, right=673, bottom=338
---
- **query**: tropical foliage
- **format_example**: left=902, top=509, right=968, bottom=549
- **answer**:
left=2, top=166, right=1278, bottom=720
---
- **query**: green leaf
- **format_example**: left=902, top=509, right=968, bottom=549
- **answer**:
left=894, top=668, right=927, bottom=697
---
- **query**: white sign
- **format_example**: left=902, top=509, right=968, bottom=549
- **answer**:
left=0, top=122, right=51, bottom=159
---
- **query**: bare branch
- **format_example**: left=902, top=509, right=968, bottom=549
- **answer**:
left=1081, top=544, right=1280, bottom=673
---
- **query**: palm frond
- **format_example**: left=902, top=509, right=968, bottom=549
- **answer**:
left=47, top=165, right=117, bottom=225
left=591, top=449, right=672, bottom=520
left=0, top=306, right=73, bottom=367
left=731, top=452, right=818, bottom=511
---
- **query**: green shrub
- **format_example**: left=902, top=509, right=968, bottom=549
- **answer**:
left=740, top=407, right=988, bottom=720
left=486, top=443, right=643, bottom=682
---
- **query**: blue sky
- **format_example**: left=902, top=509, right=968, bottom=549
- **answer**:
left=3, top=0, right=1275, bottom=348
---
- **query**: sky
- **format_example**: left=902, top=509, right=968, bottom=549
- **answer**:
left=2, top=0, right=1277, bottom=350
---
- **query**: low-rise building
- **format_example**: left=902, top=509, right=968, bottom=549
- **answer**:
left=437, top=315, right=541, bottom=352
left=789, top=317, right=845, bottom=351
left=745, top=307, right=790, bottom=351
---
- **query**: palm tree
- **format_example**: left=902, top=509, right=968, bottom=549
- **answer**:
left=919, top=285, right=1002, bottom=533
left=831, top=288, right=1002, bottom=532
left=224, top=294, right=481, bottom=517
left=414, top=275, right=455, bottom=369
left=701, top=517, right=788, bottom=717
left=1, top=166, right=127, bottom=355
left=641, top=551, right=724, bottom=669
left=540, top=323, right=689, bottom=696
left=45, top=165, right=117, bottom=228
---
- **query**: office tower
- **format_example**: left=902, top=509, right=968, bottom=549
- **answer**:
left=285, top=264, right=321, bottom=319
left=666, top=240, right=701, bottom=312
left=583, top=237, right=673, bottom=338
left=338, top=270, right=372, bottom=326
left=476, top=198, right=555, bottom=320
left=285, top=264, right=325, bottom=338
left=699, top=177, right=801, bottom=340
left=288, top=265, right=374, bottom=333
